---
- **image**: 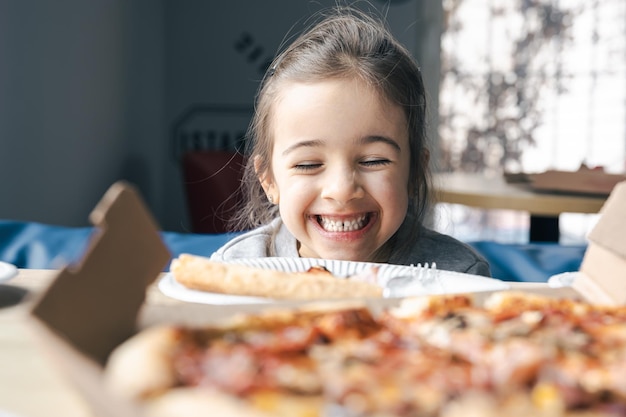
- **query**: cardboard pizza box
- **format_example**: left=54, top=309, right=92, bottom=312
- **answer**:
left=26, top=180, right=626, bottom=417
left=572, top=180, right=626, bottom=305
left=29, top=181, right=171, bottom=417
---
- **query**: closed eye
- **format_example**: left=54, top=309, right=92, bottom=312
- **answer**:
left=293, top=163, right=323, bottom=171
left=360, top=159, right=392, bottom=167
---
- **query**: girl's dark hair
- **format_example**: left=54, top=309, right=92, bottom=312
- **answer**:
left=231, top=5, right=432, bottom=251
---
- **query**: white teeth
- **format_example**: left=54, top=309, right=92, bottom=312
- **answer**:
left=318, top=215, right=367, bottom=232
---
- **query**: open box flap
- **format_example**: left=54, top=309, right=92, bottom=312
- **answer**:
left=586, top=181, right=626, bottom=258
left=30, top=181, right=171, bottom=365
left=575, top=181, right=626, bottom=305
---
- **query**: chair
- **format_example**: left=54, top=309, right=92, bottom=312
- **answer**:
left=171, top=104, right=252, bottom=234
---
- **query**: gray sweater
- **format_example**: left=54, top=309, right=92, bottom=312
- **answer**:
left=211, top=217, right=491, bottom=277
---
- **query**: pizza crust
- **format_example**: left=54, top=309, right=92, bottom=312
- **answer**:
left=104, top=326, right=180, bottom=400
left=170, top=254, right=383, bottom=299
left=144, top=388, right=273, bottom=417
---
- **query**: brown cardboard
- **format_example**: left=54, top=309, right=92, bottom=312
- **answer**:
left=30, top=181, right=171, bottom=417
left=574, top=181, right=626, bottom=305
left=31, top=181, right=171, bottom=365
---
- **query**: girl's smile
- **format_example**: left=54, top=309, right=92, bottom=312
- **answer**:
left=313, top=213, right=372, bottom=233
left=259, top=76, right=411, bottom=262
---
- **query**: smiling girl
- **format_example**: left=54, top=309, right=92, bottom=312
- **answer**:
left=211, top=6, right=490, bottom=276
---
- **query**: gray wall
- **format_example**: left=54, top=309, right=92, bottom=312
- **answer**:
left=0, top=0, right=164, bottom=227
left=0, top=0, right=440, bottom=232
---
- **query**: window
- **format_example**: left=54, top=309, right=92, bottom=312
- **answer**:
left=435, top=0, right=626, bottom=244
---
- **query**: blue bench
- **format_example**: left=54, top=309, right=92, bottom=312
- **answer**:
left=0, top=220, right=586, bottom=282
left=469, top=241, right=586, bottom=282
left=0, top=220, right=236, bottom=270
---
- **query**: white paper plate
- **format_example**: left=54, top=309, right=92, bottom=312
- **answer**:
left=0, top=261, right=18, bottom=283
left=159, top=257, right=510, bottom=305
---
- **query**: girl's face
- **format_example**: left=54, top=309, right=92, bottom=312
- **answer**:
left=259, top=77, right=411, bottom=262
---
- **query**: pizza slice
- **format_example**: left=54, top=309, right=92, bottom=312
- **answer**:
left=104, top=303, right=380, bottom=417
left=384, top=292, right=626, bottom=416
left=170, top=254, right=383, bottom=300
left=104, top=291, right=626, bottom=417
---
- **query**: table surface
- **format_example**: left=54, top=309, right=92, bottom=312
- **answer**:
left=0, top=269, right=550, bottom=417
left=434, top=172, right=607, bottom=216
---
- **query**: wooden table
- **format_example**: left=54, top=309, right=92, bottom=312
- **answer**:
left=0, top=269, right=552, bottom=417
left=433, top=172, right=608, bottom=242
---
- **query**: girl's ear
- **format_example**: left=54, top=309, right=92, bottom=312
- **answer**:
left=254, top=155, right=278, bottom=203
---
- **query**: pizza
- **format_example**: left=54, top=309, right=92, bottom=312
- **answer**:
left=104, top=290, right=626, bottom=417
left=170, top=254, right=383, bottom=299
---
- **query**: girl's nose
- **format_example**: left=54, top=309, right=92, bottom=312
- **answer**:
left=320, top=168, right=365, bottom=203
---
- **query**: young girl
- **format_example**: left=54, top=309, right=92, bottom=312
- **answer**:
left=211, top=6, right=491, bottom=277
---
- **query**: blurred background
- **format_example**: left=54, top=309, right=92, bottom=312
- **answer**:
left=0, top=0, right=624, bottom=245
left=0, top=0, right=437, bottom=232
left=436, top=0, right=626, bottom=244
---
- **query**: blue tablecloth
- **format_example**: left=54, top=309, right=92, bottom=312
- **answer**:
left=0, top=220, right=586, bottom=281
left=469, top=241, right=586, bottom=282
left=0, top=220, right=236, bottom=270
